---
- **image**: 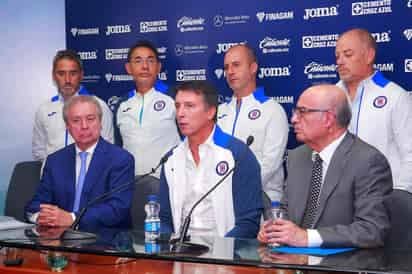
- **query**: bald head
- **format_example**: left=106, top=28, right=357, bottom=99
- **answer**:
left=339, top=28, right=376, bottom=54
left=302, top=84, right=351, bottom=128
left=226, top=44, right=257, bottom=64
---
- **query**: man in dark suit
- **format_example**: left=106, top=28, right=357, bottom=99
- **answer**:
left=26, top=95, right=134, bottom=231
left=258, top=84, right=392, bottom=248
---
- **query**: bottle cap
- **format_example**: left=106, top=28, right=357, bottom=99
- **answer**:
left=271, top=201, right=280, bottom=207
left=147, top=194, right=158, bottom=202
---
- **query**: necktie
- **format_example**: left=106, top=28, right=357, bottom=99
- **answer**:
left=73, top=151, right=88, bottom=212
left=302, top=153, right=323, bottom=228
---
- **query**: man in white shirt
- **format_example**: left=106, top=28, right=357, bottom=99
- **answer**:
left=159, top=81, right=263, bottom=238
left=335, top=28, right=412, bottom=193
left=26, top=96, right=134, bottom=231
left=258, top=84, right=392, bottom=248
left=32, top=49, right=113, bottom=161
left=115, top=40, right=180, bottom=177
left=218, top=45, right=288, bottom=201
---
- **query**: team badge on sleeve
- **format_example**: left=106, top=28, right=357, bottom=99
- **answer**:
left=215, top=161, right=229, bottom=176
left=373, top=96, right=387, bottom=108
left=153, top=100, right=166, bottom=111
left=248, top=109, right=261, bottom=120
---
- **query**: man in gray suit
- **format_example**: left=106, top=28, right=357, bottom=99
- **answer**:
left=258, top=84, right=392, bottom=248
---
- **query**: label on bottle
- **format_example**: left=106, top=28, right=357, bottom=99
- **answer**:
left=145, top=221, right=160, bottom=232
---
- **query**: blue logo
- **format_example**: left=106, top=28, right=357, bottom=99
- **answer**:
left=47, top=111, right=57, bottom=117
left=373, top=96, right=387, bottom=108
left=153, top=100, right=166, bottom=111
left=248, top=109, right=261, bottom=120
left=216, top=161, right=229, bottom=176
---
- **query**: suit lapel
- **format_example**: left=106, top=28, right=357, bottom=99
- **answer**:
left=79, top=138, right=107, bottom=209
left=290, top=146, right=313, bottom=225
left=63, top=145, right=77, bottom=210
left=313, top=133, right=354, bottom=226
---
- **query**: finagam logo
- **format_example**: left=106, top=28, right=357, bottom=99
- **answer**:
left=106, top=25, right=132, bottom=36
left=70, top=27, right=99, bottom=37
left=256, top=11, right=294, bottom=23
left=105, top=48, right=128, bottom=60
left=177, top=17, right=205, bottom=32
left=216, top=41, right=247, bottom=54
left=371, top=31, right=391, bottom=43
left=352, top=0, right=392, bottom=16
left=105, top=73, right=133, bottom=83
left=373, top=63, right=394, bottom=72
left=258, top=66, right=291, bottom=79
left=404, top=29, right=412, bottom=41
left=78, top=51, right=98, bottom=60
left=303, top=5, right=339, bottom=20
left=140, top=20, right=168, bottom=33
left=302, top=34, right=339, bottom=49
left=176, top=69, right=206, bottom=81
left=304, top=62, right=337, bottom=79
left=259, top=37, right=290, bottom=54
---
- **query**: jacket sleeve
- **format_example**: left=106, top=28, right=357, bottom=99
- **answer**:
left=79, top=152, right=135, bottom=230
left=318, top=151, right=392, bottom=248
left=260, top=102, right=288, bottom=201
left=159, top=165, right=174, bottom=234
left=32, top=107, right=47, bottom=161
left=226, top=148, right=263, bottom=238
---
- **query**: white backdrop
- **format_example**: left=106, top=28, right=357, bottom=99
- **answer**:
left=0, top=1, right=66, bottom=213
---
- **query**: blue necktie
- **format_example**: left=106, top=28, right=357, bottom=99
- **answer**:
left=73, top=151, right=88, bottom=212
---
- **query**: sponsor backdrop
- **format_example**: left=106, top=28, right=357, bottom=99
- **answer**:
left=0, top=1, right=65, bottom=213
left=66, top=0, right=412, bottom=149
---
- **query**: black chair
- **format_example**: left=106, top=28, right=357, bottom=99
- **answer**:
left=5, top=161, right=42, bottom=222
left=131, top=175, right=160, bottom=230
left=385, top=189, right=412, bottom=249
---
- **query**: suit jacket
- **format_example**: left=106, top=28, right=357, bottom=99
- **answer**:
left=25, top=137, right=135, bottom=231
left=283, top=133, right=392, bottom=248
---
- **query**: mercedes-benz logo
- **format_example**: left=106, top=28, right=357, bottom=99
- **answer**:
left=214, top=15, right=224, bottom=27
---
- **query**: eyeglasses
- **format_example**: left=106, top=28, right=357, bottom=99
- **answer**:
left=292, top=106, right=329, bottom=117
left=129, top=57, right=158, bottom=66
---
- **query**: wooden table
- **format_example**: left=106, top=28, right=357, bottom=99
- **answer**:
left=0, top=248, right=299, bottom=274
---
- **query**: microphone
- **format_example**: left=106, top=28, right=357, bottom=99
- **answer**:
left=62, top=154, right=171, bottom=241
left=171, top=136, right=254, bottom=253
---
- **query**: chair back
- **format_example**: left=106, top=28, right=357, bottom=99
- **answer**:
left=5, top=161, right=42, bottom=221
left=131, top=175, right=160, bottom=230
left=385, top=189, right=412, bottom=249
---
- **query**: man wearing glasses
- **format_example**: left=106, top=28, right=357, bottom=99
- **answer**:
left=257, top=84, right=392, bottom=248
left=115, top=40, right=180, bottom=177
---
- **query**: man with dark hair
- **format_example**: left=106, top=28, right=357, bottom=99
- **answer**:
left=115, top=40, right=180, bottom=177
left=335, top=28, right=412, bottom=193
left=26, top=95, right=134, bottom=231
left=218, top=44, right=288, bottom=202
left=258, top=84, right=392, bottom=248
left=159, top=80, right=263, bottom=238
left=33, top=49, right=114, bottom=162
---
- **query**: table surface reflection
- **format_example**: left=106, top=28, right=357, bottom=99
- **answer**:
left=0, top=226, right=410, bottom=274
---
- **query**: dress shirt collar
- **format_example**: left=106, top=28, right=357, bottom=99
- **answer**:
left=75, top=139, right=98, bottom=156
left=313, top=131, right=347, bottom=165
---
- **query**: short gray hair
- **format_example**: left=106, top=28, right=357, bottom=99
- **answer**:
left=63, top=95, right=102, bottom=124
left=335, top=94, right=352, bottom=128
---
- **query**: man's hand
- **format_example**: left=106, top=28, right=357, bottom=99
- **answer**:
left=258, top=219, right=308, bottom=247
left=37, top=204, right=74, bottom=227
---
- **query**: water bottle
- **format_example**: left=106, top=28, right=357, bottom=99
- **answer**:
left=144, top=195, right=160, bottom=242
left=269, top=201, right=283, bottom=247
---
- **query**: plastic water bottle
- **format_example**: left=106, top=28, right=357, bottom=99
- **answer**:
left=144, top=195, right=160, bottom=242
left=269, top=201, right=283, bottom=247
